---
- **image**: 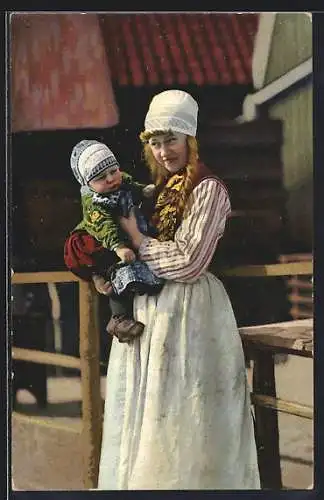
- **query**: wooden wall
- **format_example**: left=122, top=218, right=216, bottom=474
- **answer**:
left=263, top=13, right=313, bottom=249
left=266, top=13, right=312, bottom=82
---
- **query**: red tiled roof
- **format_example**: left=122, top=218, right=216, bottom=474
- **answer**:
left=100, top=13, right=259, bottom=87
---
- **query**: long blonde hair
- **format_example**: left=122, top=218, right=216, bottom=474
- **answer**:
left=140, top=130, right=200, bottom=223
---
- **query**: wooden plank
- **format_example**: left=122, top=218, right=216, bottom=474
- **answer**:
left=239, top=318, right=313, bottom=356
left=288, top=293, right=313, bottom=305
left=227, top=183, right=286, bottom=204
left=198, top=119, right=283, bottom=147
left=251, top=394, right=313, bottom=420
left=287, top=278, right=313, bottom=289
left=224, top=213, right=283, bottom=240
left=253, top=351, right=282, bottom=489
left=290, top=309, right=313, bottom=319
left=12, top=347, right=81, bottom=369
left=201, top=154, right=282, bottom=181
left=11, top=271, right=79, bottom=284
left=279, top=253, right=313, bottom=263
left=229, top=209, right=283, bottom=218
left=78, top=280, right=102, bottom=489
left=12, top=412, right=81, bottom=434
left=221, top=261, right=313, bottom=277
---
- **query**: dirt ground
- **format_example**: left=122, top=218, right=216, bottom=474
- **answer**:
left=11, top=355, right=314, bottom=491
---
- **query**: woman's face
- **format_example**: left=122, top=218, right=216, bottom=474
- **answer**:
left=148, top=131, right=188, bottom=173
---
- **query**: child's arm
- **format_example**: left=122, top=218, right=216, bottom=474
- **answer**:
left=115, top=246, right=135, bottom=262
left=82, top=196, right=135, bottom=262
left=92, top=274, right=113, bottom=295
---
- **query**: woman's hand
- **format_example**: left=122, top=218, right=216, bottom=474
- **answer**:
left=142, top=183, right=156, bottom=198
left=119, top=210, right=145, bottom=249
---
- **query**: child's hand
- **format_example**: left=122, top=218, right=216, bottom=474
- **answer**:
left=115, top=246, right=136, bottom=263
left=142, top=184, right=155, bottom=198
left=92, top=274, right=113, bottom=296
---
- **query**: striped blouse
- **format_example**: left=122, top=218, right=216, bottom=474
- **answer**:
left=138, top=178, right=231, bottom=283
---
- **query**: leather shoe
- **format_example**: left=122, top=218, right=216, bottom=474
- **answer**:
left=107, top=315, right=145, bottom=343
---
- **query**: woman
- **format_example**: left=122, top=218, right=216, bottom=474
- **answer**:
left=97, top=90, right=260, bottom=490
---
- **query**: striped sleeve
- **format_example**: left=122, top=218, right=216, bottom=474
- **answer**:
left=138, top=178, right=231, bottom=282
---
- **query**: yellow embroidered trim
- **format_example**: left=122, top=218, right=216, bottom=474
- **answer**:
left=89, top=210, right=102, bottom=223
left=153, top=172, right=186, bottom=241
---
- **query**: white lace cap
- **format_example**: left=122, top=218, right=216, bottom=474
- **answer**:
left=144, top=90, right=198, bottom=137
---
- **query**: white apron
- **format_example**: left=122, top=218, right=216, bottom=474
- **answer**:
left=98, top=272, right=260, bottom=490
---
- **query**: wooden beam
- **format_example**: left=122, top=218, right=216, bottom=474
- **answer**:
left=12, top=271, right=80, bottom=284
left=78, top=280, right=103, bottom=490
left=251, top=394, right=313, bottom=420
left=252, top=13, right=276, bottom=89
left=12, top=347, right=108, bottom=370
left=12, top=412, right=82, bottom=434
left=287, top=278, right=313, bottom=290
left=239, top=318, right=313, bottom=356
left=221, top=261, right=313, bottom=277
left=289, top=309, right=313, bottom=320
left=242, top=57, right=312, bottom=122
left=253, top=351, right=282, bottom=489
left=288, top=293, right=313, bottom=305
left=12, top=348, right=81, bottom=369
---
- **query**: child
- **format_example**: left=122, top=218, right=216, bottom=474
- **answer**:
left=66, top=139, right=164, bottom=343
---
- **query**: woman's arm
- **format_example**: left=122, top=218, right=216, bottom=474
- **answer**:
left=120, top=178, right=231, bottom=282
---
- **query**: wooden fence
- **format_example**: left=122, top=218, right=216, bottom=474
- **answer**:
left=11, top=259, right=313, bottom=489
left=279, top=254, right=313, bottom=320
left=12, top=271, right=102, bottom=490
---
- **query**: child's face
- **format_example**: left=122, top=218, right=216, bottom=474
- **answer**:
left=88, top=167, right=122, bottom=194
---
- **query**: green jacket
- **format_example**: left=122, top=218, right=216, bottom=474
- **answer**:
left=73, top=172, right=146, bottom=251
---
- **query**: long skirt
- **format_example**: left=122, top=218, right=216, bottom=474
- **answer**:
left=98, top=272, right=260, bottom=490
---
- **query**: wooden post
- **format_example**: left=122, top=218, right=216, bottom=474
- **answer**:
left=252, top=350, right=282, bottom=489
left=78, top=280, right=103, bottom=489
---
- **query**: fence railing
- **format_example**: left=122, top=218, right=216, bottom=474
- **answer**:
left=11, top=259, right=313, bottom=489
left=12, top=271, right=102, bottom=490
left=221, top=258, right=313, bottom=489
